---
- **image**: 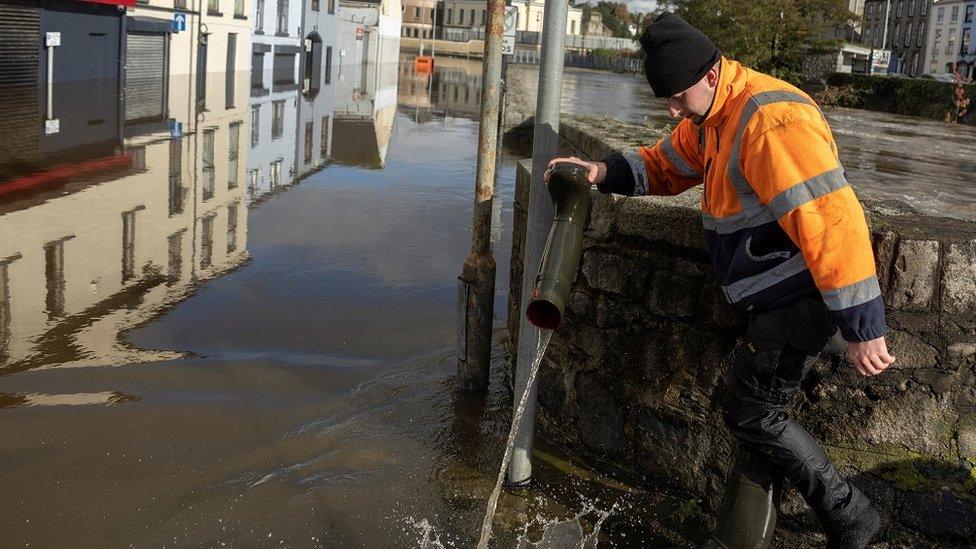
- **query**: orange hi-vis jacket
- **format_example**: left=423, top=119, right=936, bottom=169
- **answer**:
left=600, top=57, right=887, bottom=342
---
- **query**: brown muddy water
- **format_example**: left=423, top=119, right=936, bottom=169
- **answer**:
left=1, top=49, right=972, bottom=548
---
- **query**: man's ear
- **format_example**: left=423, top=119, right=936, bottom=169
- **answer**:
left=706, top=64, right=720, bottom=88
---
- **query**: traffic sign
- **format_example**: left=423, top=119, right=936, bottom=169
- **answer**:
left=173, top=11, right=186, bottom=33
left=502, top=6, right=517, bottom=55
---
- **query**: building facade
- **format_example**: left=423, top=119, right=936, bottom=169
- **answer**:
left=440, top=0, right=582, bottom=36
left=401, top=0, right=435, bottom=38
left=251, top=0, right=304, bottom=96
left=863, top=0, right=932, bottom=75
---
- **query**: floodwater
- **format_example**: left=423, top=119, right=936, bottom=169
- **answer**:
left=512, top=66, right=976, bottom=220
left=1, top=46, right=973, bottom=547
left=0, top=52, right=686, bottom=547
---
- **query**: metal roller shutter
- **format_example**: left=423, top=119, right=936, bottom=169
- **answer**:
left=125, top=32, right=166, bottom=122
left=0, top=0, right=39, bottom=87
left=0, top=0, right=40, bottom=169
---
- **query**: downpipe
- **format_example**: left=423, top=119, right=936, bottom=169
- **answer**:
left=525, top=162, right=592, bottom=330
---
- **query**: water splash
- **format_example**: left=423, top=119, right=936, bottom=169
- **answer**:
left=477, top=328, right=554, bottom=549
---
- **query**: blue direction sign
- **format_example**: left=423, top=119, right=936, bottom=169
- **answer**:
left=170, top=120, right=183, bottom=138
left=173, top=11, right=186, bottom=32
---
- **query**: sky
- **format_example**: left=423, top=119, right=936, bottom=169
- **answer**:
left=622, top=0, right=660, bottom=15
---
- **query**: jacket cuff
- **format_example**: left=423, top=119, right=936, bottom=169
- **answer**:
left=825, top=294, right=888, bottom=342
left=598, top=152, right=638, bottom=196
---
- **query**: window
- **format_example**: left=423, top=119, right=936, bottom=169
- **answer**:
left=963, top=29, right=972, bottom=53
left=446, top=9, right=452, bottom=23
left=469, top=8, right=474, bottom=25
left=571, top=20, right=576, bottom=34
left=255, top=0, right=264, bottom=29
left=482, top=9, right=486, bottom=24
left=227, top=203, right=238, bottom=253
left=270, top=160, right=282, bottom=188
left=922, top=0, right=927, bottom=15
left=201, top=216, right=214, bottom=269
left=905, top=22, right=912, bottom=46
left=908, top=0, right=915, bottom=15
left=202, top=129, right=215, bottom=200
left=228, top=122, right=240, bottom=189
left=892, top=23, right=900, bottom=47
left=208, top=0, right=218, bottom=13
left=937, top=6, right=944, bottom=23
left=250, top=104, right=260, bottom=147
left=174, top=0, right=187, bottom=9
left=248, top=169, right=260, bottom=195
left=167, top=232, right=182, bottom=283
left=277, top=0, right=288, bottom=34
left=312, top=0, right=318, bottom=10
left=304, top=121, right=313, bottom=163
left=324, top=46, right=332, bottom=84
left=967, top=5, right=974, bottom=23
left=896, top=0, right=903, bottom=16
left=321, top=115, right=330, bottom=159
left=328, top=0, right=334, bottom=14
left=875, top=24, right=882, bottom=46
left=918, top=22, right=925, bottom=46
left=948, top=30, right=956, bottom=53
left=235, top=0, right=244, bottom=16
left=272, top=100, right=285, bottom=138
left=169, top=138, right=183, bottom=215
left=414, top=6, right=420, bottom=17
left=911, top=51, right=919, bottom=75
left=952, top=5, right=960, bottom=21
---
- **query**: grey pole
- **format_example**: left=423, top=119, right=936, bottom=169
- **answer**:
left=506, top=0, right=568, bottom=486
left=457, top=0, right=507, bottom=391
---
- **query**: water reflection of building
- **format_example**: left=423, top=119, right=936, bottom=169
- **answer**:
left=295, top=0, right=341, bottom=177
left=332, top=0, right=401, bottom=167
left=396, top=53, right=482, bottom=121
left=0, top=63, right=250, bottom=372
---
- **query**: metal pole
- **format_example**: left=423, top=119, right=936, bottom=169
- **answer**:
left=506, top=0, right=567, bottom=486
left=457, top=0, right=506, bottom=391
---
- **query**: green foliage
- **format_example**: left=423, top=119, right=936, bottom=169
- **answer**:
left=819, top=73, right=976, bottom=126
left=670, top=0, right=855, bottom=81
left=591, top=1, right=633, bottom=38
left=672, top=498, right=704, bottom=524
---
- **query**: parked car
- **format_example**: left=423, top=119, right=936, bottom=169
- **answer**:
left=921, top=73, right=957, bottom=82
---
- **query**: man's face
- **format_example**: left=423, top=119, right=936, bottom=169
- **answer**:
left=665, top=64, right=720, bottom=123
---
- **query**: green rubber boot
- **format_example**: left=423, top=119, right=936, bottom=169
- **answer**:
left=700, top=453, right=778, bottom=549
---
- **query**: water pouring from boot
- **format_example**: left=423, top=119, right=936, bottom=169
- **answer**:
left=477, top=162, right=593, bottom=548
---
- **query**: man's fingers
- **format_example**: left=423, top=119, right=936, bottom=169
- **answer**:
left=881, top=349, right=896, bottom=365
left=868, top=354, right=889, bottom=374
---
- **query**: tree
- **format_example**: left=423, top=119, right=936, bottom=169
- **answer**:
left=671, top=0, right=855, bottom=81
left=592, top=1, right=634, bottom=38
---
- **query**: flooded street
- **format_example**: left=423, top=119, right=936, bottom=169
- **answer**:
left=1, top=34, right=974, bottom=547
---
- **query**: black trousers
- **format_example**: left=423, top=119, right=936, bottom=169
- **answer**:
left=722, top=296, right=869, bottom=530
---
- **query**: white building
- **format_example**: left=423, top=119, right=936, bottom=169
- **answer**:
left=334, top=0, right=401, bottom=167
left=441, top=0, right=583, bottom=35
left=296, top=0, right=342, bottom=177
left=926, top=0, right=969, bottom=74
left=252, top=0, right=305, bottom=95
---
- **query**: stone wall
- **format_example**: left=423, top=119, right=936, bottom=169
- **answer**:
left=506, top=115, right=976, bottom=545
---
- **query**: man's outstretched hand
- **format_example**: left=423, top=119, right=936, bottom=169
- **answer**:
left=544, top=157, right=607, bottom=186
left=848, top=336, right=895, bottom=376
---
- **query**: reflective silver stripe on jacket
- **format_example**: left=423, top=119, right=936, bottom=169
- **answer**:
left=721, top=253, right=809, bottom=303
left=821, top=276, right=881, bottom=311
left=661, top=136, right=701, bottom=179
left=767, top=167, right=848, bottom=219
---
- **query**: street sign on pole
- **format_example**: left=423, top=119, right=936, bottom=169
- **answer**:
left=502, top=6, right=517, bottom=56
left=173, top=11, right=186, bottom=32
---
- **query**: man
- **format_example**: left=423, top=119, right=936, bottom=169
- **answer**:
left=545, top=12, right=895, bottom=549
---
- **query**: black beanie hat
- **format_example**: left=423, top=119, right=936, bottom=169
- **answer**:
left=639, top=12, right=721, bottom=98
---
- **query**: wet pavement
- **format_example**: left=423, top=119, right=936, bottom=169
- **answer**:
left=1, top=48, right=973, bottom=547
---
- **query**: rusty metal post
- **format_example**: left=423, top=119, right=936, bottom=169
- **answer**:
left=457, top=0, right=506, bottom=391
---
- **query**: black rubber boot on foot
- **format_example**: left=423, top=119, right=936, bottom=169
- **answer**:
left=700, top=452, right=777, bottom=549
left=825, top=502, right=881, bottom=549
